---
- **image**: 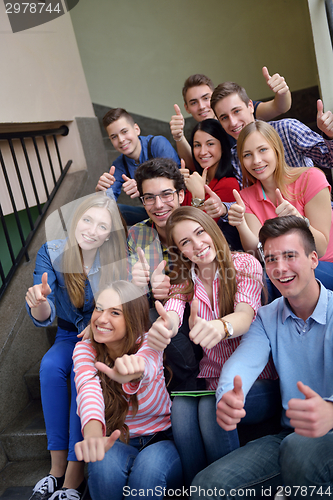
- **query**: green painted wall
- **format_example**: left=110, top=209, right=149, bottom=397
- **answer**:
left=70, top=0, right=318, bottom=122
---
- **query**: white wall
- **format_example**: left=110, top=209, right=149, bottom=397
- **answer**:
left=70, top=0, right=319, bottom=121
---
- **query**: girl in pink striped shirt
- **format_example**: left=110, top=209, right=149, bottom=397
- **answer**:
left=148, top=207, right=279, bottom=486
left=73, top=281, right=182, bottom=500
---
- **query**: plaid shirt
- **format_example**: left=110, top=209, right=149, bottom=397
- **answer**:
left=127, top=219, right=172, bottom=305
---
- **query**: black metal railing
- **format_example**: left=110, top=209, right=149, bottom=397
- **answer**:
left=0, top=125, right=72, bottom=300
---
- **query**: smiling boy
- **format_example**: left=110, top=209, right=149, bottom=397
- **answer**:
left=96, top=108, right=180, bottom=225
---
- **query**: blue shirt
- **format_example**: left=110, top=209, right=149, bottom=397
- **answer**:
left=216, top=282, right=333, bottom=428
left=108, top=135, right=180, bottom=199
left=26, top=240, right=100, bottom=333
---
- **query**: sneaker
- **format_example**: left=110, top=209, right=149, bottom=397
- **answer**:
left=29, top=475, right=63, bottom=500
left=49, top=484, right=87, bottom=500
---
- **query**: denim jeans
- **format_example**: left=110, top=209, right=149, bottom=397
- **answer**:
left=191, top=430, right=333, bottom=499
left=171, top=379, right=280, bottom=487
left=39, top=327, right=82, bottom=461
left=88, top=431, right=183, bottom=500
left=117, top=204, right=147, bottom=227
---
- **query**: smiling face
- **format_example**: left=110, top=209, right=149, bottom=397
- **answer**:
left=241, top=131, right=277, bottom=184
left=91, top=288, right=127, bottom=354
left=184, top=85, right=215, bottom=122
left=264, top=232, right=318, bottom=302
left=172, top=219, right=217, bottom=269
left=214, top=93, right=254, bottom=140
left=141, top=177, right=184, bottom=231
left=193, top=130, right=222, bottom=171
left=75, top=207, right=112, bottom=252
left=106, top=117, right=141, bottom=160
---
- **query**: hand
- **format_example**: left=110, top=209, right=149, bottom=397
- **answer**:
left=75, top=429, right=120, bottom=462
left=25, top=272, right=51, bottom=309
left=147, top=300, right=176, bottom=351
left=95, top=354, right=145, bottom=384
left=216, top=376, right=246, bottom=430
left=286, top=381, right=333, bottom=438
left=77, top=324, right=91, bottom=340
left=170, top=104, right=185, bottom=141
left=317, top=99, right=333, bottom=139
left=180, top=158, right=190, bottom=180
left=275, top=188, right=301, bottom=218
left=122, top=174, right=140, bottom=198
left=204, top=185, right=227, bottom=218
left=262, top=66, right=289, bottom=95
left=132, top=247, right=150, bottom=288
left=228, top=190, right=246, bottom=226
left=185, top=171, right=206, bottom=199
left=151, top=259, right=170, bottom=300
left=95, top=166, right=116, bottom=191
left=189, top=299, right=223, bottom=350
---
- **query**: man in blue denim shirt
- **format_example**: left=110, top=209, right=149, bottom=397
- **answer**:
left=191, top=216, right=333, bottom=499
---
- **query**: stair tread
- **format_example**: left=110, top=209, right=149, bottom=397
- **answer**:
left=0, top=460, right=50, bottom=497
left=1, top=402, right=45, bottom=437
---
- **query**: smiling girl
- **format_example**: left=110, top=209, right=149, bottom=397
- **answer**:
left=73, top=281, right=182, bottom=500
left=228, top=120, right=333, bottom=289
left=25, top=194, right=127, bottom=500
left=148, top=207, right=279, bottom=486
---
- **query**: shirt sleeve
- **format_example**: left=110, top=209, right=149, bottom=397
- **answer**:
left=302, top=167, right=331, bottom=204
left=233, top=253, right=263, bottom=318
left=108, top=155, right=126, bottom=200
left=163, top=283, right=189, bottom=326
left=73, top=340, right=106, bottom=435
left=25, top=243, right=56, bottom=327
left=150, top=136, right=181, bottom=166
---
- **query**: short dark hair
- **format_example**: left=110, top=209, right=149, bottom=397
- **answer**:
left=191, top=118, right=234, bottom=180
left=102, top=108, right=135, bottom=129
left=211, top=82, right=251, bottom=115
left=182, top=74, right=214, bottom=104
left=259, top=216, right=316, bottom=256
left=134, top=158, right=186, bottom=197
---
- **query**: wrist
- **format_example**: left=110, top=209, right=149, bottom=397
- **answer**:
left=174, top=133, right=184, bottom=142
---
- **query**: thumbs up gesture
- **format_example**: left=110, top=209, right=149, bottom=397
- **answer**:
left=170, top=104, right=185, bottom=141
left=132, top=247, right=150, bottom=288
left=216, top=375, right=246, bottom=430
left=317, top=99, right=333, bottom=139
left=151, top=259, right=171, bottom=300
left=275, top=188, right=301, bottom=218
left=96, top=354, right=145, bottom=384
left=262, top=66, right=289, bottom=95
left=122, top=174, right=140, bottom=198
left=204, top=184, right=227, bottom=218
left=96, top=166, right=116, bottom=191
left=228, top=190, right=246, bottom=226
left=189, top=299, right=223, bottom=349
left=26, top=272, right=51, bottom=309
left=286, top=381, right=333, bottom=437
left=148, top=301, right=178, bottom=351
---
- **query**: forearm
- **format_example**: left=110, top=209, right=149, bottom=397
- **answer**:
left=256, top=91, right=292, bottom=121
left=175, top=138, right=195, bottom=171
left=83, top=419, right=104, bottom=439
left=30, top=301, right=52, bottom=322
left=167, top=311, right=181, bottom=336
left=235, top=222, right=260, bottom=255
left=309, top=224, right=329, bottom=258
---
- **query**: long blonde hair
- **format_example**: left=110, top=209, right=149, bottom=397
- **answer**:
left=63, top=193, right=128, bottom=308
left=237, top=121, right=309, bottom=199
left=90, top=281, right=151, bottom=443
left=166, top=207, right=237, bottom=317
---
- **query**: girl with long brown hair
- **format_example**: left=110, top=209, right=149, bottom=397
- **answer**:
left=73, top=281, right=182, bottom=500
left=148, top=207, right=279, bottom=486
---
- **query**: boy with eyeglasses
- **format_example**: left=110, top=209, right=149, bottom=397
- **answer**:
left=95, top=108, right=180, bottom=225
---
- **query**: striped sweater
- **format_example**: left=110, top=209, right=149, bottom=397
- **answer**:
left=73, top=335, right=171, bottom=437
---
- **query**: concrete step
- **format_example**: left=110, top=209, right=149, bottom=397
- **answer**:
left=0, top=401, right=48, bottom=462
left=0, top=460, right=50, bottom=498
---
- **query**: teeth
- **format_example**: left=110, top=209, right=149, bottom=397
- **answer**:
left=83, top=235, right=95, bottom=242
left=233, top=126, right=242, bottom=133
left=155, top=211, right=168, bottom=216
left=96, top=326, right=111, bottom=333
left=279, top=277, right=294, bottom=283
left=197, top=247, right=209, bottom=257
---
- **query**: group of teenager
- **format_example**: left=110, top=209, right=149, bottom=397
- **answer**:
left=25, top=67, right=333, bottom=500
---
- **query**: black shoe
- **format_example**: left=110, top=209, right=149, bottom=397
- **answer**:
left=29, top=475, right=64, bottom=500
left=49, top=480, right=88, bottom=500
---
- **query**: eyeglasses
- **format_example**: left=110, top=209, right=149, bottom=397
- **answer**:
left=140, top=190, right=178, bottom=206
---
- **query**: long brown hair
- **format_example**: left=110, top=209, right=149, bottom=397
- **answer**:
left=62, top=193, right=128, bottom=308
left=90, top=281, right=151, bottom=443
left=237, top=121, right=309, bottom=198
left=166, top=207, right=237, bottom=317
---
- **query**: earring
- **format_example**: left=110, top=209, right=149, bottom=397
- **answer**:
left=105, top=238, right=109, bottom=241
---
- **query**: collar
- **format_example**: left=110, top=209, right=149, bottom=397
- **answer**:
left=281, top=281, right=328, bottom=325
left=190, top=262, right=220, bottom=283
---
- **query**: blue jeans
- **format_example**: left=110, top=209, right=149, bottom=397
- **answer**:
left=171, top=379, right=280, bottom=487
left=117, top=204, right=147, bottom=226
left=191, top=430, right=333, bottom=499
left=88, top=431, right=183, bottom=500
left=39, top=327, right=82, bottom=461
